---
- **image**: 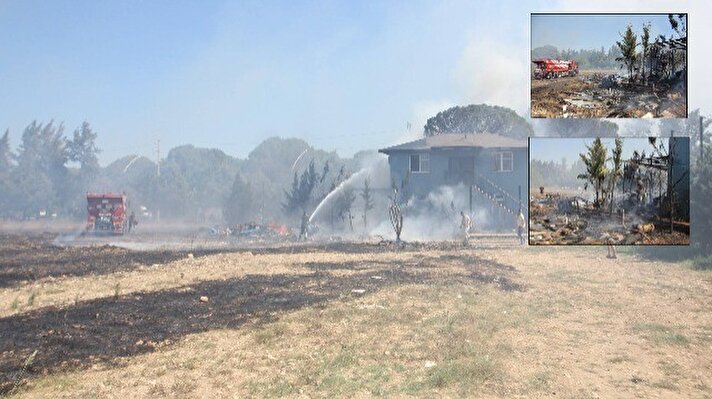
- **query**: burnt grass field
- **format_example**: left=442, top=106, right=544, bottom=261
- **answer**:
left=0, top=232, right=710, bottom=398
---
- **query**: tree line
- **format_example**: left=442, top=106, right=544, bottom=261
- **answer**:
left=0, top=121, right=365, bottom=225
left=0, top=121, right=101, bottom=218
left=531, top=45, right=623, bottom=70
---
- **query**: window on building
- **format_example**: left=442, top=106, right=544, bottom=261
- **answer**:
left=410, top=153, right=430, bottom=173
left=493, top=151, right=513, bottom=172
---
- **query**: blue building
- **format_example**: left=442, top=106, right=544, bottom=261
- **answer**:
left=379, top=133, right=528, bottom=228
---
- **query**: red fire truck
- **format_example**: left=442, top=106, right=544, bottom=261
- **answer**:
left=86, top=192, right=128, bottom=234
left=532, top=59, right=578, bottom=79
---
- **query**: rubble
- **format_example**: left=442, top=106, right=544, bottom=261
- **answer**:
left=600, top=74, right=624, bottom=89
left=532, top=70, right=686, bottom=118
left=529, top=190, right=687, bottom=245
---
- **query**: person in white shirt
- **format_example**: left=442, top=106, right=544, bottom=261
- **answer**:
left=516, top=211, right=526, bottom=245
left=460, top=211, right=472, bottom=242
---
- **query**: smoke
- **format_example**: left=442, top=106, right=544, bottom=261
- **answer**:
left=369, top=184, right=491, bottom=241
left=307, top=155, right=390, bottom=232
left=454, top=36, right=529, bottom=115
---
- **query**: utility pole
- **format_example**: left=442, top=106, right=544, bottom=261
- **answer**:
left=156, top=139, right=161, bottom=177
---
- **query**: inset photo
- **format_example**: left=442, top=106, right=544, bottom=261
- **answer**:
left=531, top=13, right=687, bottom=118
left=529, top=137, right=690, bottom=245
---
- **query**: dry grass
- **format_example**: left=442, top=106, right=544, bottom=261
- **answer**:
left=3, top=243, right=711, bottom=398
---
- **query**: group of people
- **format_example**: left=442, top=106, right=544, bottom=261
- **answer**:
left=459, top=209, right=527, bottom=245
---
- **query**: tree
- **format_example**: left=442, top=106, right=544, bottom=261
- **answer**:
left=333, top=186, right=356, bottom=232
left=66, top=122, right=102, bottom=216
left=609, top=137, right=624, bottom=214
left=578, top=138, right=609, bottom=207
left=423, top=104, right=533, bottom=138
left=641, top=22, right=651, bottom=83
left=616, top=24, right=638, bottom=83
left=282, top=159, right=322, bottom=216
left=161, top=145, right=241, bottom=220
left=668, top=14, right=686, bottom=38
left=535, top=119, right=618, bottom=138
left=0, top=130, right=14, bottom=213
left=68, top=122, right=100, bottom=172
left=12, top=121, right=69, bottom=216
left=224, top=173, right=254, bottom=225
left=360, top=177, right=375, bottom=232
left=691, top=152, right=712, bottom=255
left=0, top=129, right=11, bottom=173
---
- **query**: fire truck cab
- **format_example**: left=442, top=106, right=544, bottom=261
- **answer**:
left=86, top=192, right=128, bottom=234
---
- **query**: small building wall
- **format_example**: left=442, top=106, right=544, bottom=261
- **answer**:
left=386, top=146, right=528, bottom=204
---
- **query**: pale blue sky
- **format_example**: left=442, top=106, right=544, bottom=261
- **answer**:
left=530, top=138, right=668, bottom=165
left=0, top=1, right=706, bottom=165
left=532, top=14, right=683, bottom=51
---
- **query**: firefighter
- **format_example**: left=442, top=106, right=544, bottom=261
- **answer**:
left=607, top=239, right=617, bottom=259
left=460, top=211, right=472, bottom=242
left=299, top=211, right=309, bottom=240
left=516, top=210, right=527, bottom=245
left=128, top=211, right=138, bottom=233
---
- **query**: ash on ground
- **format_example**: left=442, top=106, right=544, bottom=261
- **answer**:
left=529, top=189, right=689, bottom=245
left=531, top=70, right=686, bottom=118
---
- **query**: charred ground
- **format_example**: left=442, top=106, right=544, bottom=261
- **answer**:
left=531, top=70, right=686, bottom=118
left=0, top=232, right=709, bottom=398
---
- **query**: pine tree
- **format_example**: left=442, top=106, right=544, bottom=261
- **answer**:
left=616, top=24, right=638, bottom=83
left=13, top=121, right=68, bottom=215
left=360, top=177, right=375, bottom=232
left=641, top=22, right=651, bottom=84
left=68, top=122, right=101, bottom=173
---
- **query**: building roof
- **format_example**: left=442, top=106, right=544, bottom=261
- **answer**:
left=378, top=133, right=527, bottom=154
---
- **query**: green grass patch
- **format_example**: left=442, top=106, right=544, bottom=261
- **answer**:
left=253, top=323, right=289, bottom=345
left=691, top=256, right=712, bottom=271
left=528, top=370, right=552, bottom=391
left=607, top=355, right=632, bottom=364
left=633, top=323, right=690, bottom=345
left=27, top=291, right=36, bottom=306
left=650, top=379, right=678, bottom=391
left=403, top=355, right=500, bottom=396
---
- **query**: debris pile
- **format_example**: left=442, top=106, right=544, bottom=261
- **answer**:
left=532, top=70, right=686, bottom=118
left=529, top=190, right=688, bottom=245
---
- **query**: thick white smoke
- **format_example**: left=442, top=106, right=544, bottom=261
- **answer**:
left=369, top=184, right=492, bottom=241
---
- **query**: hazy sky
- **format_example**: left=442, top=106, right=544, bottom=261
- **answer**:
left=530, top=137, right=669, bottom=165
left=0, top=1, right=708, bottom=165
left=532, top=14, right=682, bottom=51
